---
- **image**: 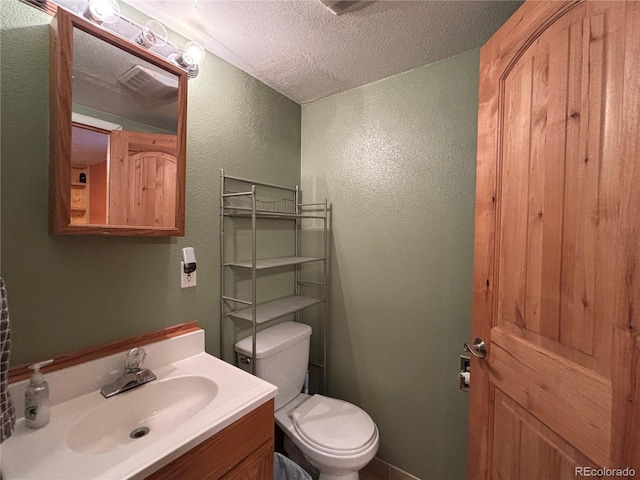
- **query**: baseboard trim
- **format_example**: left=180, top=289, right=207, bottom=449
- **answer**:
left=363, top=457, right=422, bottom=480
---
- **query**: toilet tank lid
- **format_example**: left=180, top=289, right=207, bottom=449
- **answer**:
left=234, top=321, right=312, bottom=359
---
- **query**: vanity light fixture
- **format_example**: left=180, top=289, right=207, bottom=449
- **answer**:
left=20, top=0, right=205, bottom=79
left=85, top=0, right=120, bottom=25
left=136, top=19, right=168, bottom=49
left=173, top=41, right=205, bottom=78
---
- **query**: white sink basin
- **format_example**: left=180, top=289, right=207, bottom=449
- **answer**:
left=67, top=376, right=217, bottom=454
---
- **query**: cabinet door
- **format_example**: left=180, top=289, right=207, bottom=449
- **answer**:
left=221, top=440, right=274, bottom=480
left=145, top=400, right=274, bottom=480
left=468, top=1, right=640, bottom=478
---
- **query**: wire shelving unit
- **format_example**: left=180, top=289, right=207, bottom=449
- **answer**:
left=219, top=170, right=329, bottom=392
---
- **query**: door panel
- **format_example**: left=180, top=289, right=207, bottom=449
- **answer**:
left=468, top=1, right=640, bottom=478
left=490, top=327, right=611, bottom=467
left=496, top=2, right=607, bottom=369
left=127, top=151, right=177, bottom=228
left=109, top=130, right=178, bottom=227
left=492, top=390, right=597, bottom=480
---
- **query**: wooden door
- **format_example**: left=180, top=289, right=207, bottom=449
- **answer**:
left=109, top=131, right=177, bottom=227
left=468, top=1, right=640, bottom=479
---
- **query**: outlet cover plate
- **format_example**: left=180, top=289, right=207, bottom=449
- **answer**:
left=180, top=262, right=197, bottom=288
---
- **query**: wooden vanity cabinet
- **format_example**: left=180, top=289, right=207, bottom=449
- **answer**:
left=146, top=399, right=274, bottom=480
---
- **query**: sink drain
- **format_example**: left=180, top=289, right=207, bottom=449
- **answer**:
left=130, top=427, right=150, bottom=439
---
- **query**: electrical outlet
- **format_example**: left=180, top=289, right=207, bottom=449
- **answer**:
left=180, top=261, right=197, bottom=288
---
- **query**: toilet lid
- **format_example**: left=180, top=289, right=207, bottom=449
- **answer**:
left=292, top=395, right=376, bottom=452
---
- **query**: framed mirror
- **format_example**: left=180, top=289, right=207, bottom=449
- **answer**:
left=50, top=8, right=187, bottom=236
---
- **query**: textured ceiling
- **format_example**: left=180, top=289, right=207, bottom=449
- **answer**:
left=123, top=0, right=522, bottom=104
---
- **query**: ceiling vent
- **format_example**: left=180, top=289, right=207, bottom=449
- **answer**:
left=319, top=1, right=374, bottom=16
left=118, top=65, right=179, bottom=101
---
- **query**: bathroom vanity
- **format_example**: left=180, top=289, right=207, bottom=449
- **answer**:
left=4, top=325, right=278, bottom=480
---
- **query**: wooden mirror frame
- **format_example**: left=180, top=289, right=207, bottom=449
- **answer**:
left=50, top=8, right=187, bottom=236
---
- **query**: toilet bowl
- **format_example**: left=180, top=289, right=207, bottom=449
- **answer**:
left=235, top=322, right=379, bottom=480
left=276, top=393, right=379, bottom=480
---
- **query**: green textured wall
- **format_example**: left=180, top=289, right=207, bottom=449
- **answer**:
left=301, top=50, right=478, bottom=479
left=0, top=0, right=301, bottom=366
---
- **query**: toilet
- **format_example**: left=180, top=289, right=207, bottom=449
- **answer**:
left=235, top=321, right=379, bottom=480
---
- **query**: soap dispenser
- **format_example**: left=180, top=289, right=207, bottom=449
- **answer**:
left=24, top=359, right=54, bottom=429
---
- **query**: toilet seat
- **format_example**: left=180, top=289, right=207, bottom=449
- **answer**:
left=291, top=395, right=377, bottom=456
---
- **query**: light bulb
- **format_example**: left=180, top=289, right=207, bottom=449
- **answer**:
left=182, top=41, right=205, bottom=66
left=137, top=20, right=168, bottom=48
left=86, top=0, right=120, bottom=25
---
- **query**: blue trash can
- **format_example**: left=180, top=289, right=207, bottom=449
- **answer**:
left=274, top=452, right=313, bottom=480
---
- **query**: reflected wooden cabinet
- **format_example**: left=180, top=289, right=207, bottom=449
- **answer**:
left=70, top=164, right=89, bottom=224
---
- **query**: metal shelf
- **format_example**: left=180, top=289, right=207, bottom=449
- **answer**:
left=227, top=295, right=322, bottom=324
left=225, top=256, right=323, bottom=270
left=220, top=169, right=328, bottom=393
left=223, top=210, right=325, bottom=220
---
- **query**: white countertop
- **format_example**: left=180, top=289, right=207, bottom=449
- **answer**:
left=2, top=330, right=277, bottom=480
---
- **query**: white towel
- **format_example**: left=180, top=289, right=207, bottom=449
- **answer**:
left=0, top=277, right=16, bottom=443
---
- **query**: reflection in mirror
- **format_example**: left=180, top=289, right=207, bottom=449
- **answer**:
left=70, top=122, right=178, bottom=228
left=72, top=27, right=179, bottom=135
left=50, top=8, right=187, bottom=236
left=71, top=27, right=178, bottom=228
left=70, top=123, right=108, bottom=224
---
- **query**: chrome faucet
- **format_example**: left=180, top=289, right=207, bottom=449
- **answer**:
left=101, top=347, right=157, bottom=398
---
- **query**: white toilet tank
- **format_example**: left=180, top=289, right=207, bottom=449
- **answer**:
left=234, top=321, right=312, bottom=410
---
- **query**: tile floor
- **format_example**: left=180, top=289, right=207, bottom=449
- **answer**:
left=361, top=457, right=422, bottom=480
left=360, top=471, right=384, bottom=480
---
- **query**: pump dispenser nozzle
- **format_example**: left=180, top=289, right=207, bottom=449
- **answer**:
left=28, top=359, right=53, bottom=385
